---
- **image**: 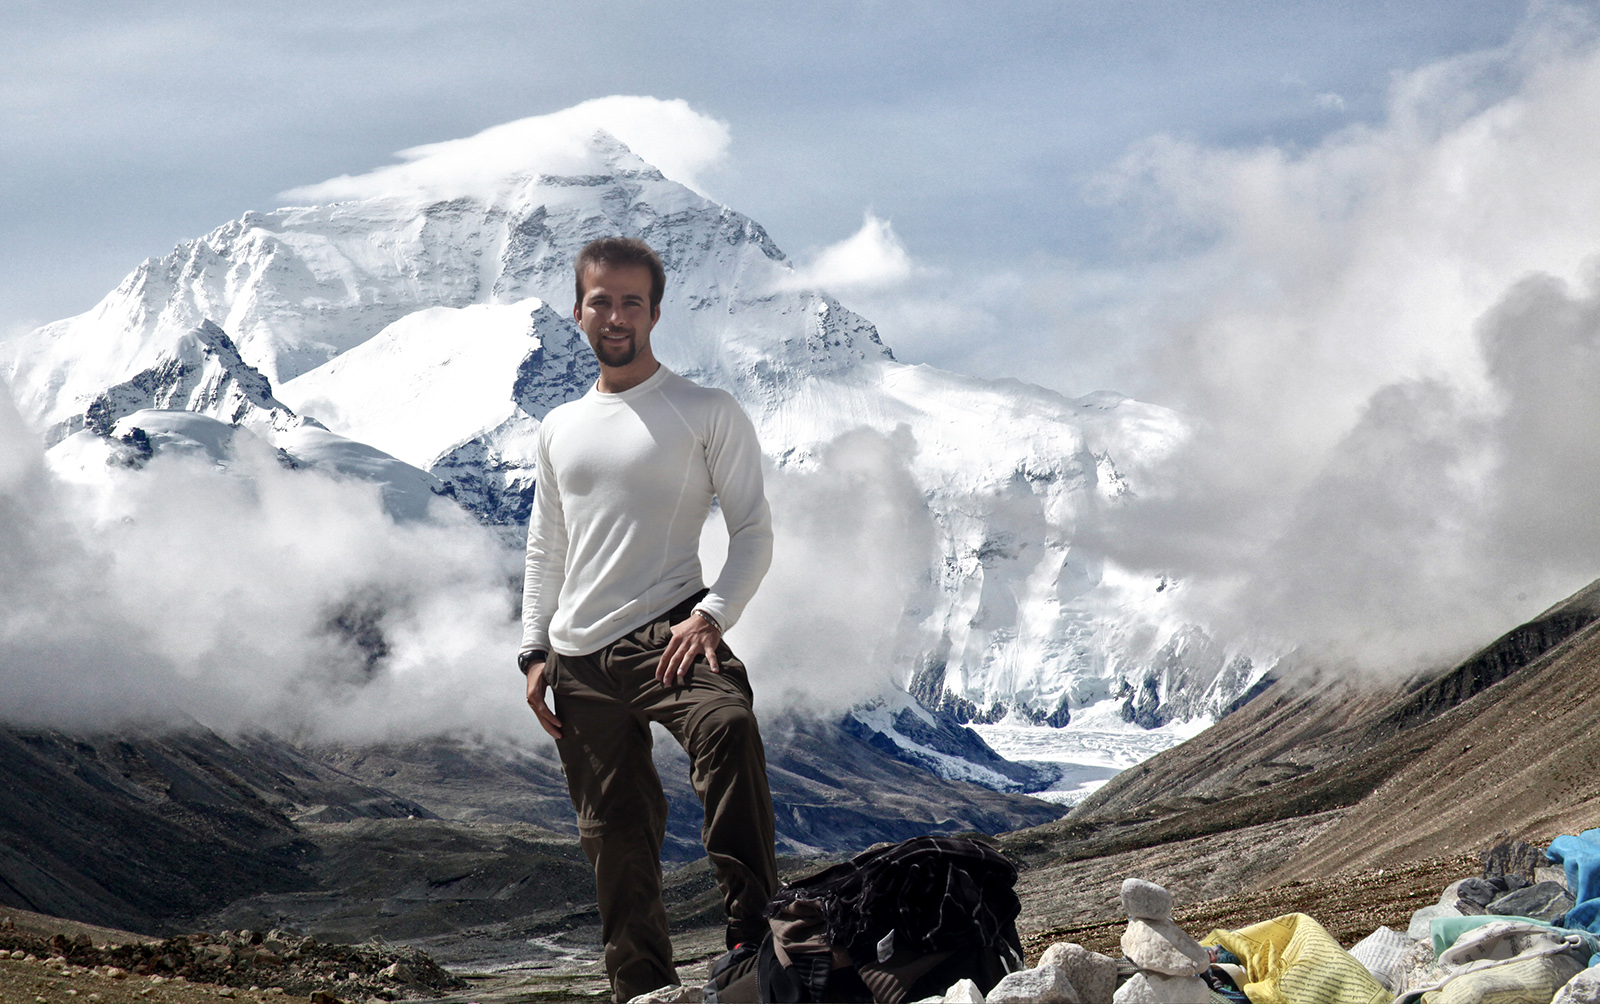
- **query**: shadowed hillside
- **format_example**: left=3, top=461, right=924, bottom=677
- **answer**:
left=0, top=713, right=1061, bottom=956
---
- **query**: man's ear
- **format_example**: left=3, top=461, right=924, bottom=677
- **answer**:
left=574, top=301, right=583, bottom=322
left=651, top=305, right=661, bottom=322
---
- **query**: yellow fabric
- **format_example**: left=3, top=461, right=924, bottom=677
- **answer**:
left=1417, top=950, right=1585, bottom=1004
left=1204, top=913, right=1394, bottom=1004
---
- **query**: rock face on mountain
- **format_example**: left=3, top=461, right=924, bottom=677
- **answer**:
left=0, top=131, right=1262, bottom=727
left=997, top=576, right=1600, bottom=880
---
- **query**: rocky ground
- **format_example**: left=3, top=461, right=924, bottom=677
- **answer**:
left=1019, top=851, right=1481, bottom=960
left=2, top=834, right=1498, bottom=1004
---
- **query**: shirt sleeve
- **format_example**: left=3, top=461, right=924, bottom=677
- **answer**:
left=520, top=422, right=567, bottom=655
left=695, top=393, right=773, bottom=633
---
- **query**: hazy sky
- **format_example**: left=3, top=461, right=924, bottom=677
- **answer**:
left=2, top=0, right=1540, bottom=386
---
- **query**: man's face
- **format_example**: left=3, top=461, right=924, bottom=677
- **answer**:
left=574, top=263, right=659, bottom=370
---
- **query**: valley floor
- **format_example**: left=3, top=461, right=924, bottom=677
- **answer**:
left=1, top=823, right=1490, bottom=1004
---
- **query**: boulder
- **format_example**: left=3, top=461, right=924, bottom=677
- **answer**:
left=943, top=979, right=985, bottom=1003
left=1487, top=881, right=1576, bottom=923
left=1120, top=919, right=1209, bottom=976
left=378, top=962, right=413, bottom=982
left=1537, top=866, right=1570, bottom=889
left=1037, top=943, right=1117, bottom=1004
left=987, top=964, right=1080, bottom=1003
left=1408, top=903, right=1463, bottom=941
left=1483, top=840, right=1544, bottom=883
left=1111, top=972, right=1210, bottom=1004
left=1553, top=967, right=1600, bottom=1004
left=1119, top=878, right=1173, bottom=921
left=1442, top=877, right=1499, bottom=909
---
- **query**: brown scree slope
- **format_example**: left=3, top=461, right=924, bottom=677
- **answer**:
left=1000, top=577, right=1600, bottom=886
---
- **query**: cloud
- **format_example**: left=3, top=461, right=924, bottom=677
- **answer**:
left=0, top=373, right=940, bottom=738
left=777, top=213, right=913, bottom=293
left=281, top=95, right=731, bottom=204
left=731, top=427, right=939, bottom=714
left=1069, top=7, right=1600, bottom=672
left=0, top=385, right=531, bottom=741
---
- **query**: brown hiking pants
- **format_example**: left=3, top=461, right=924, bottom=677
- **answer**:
left=546, top=592, right=780, bottom=1003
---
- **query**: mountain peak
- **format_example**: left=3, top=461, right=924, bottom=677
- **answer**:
left=578, top=129, right=665, bottom=182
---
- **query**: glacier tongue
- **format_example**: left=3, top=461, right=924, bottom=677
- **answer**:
left=4, top=131, right=1271, bottom=738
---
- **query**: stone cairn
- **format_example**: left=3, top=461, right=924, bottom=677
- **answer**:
left=1111, top=878, right=1211, bottom=1004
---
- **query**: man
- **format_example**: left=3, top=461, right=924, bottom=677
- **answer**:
left=518, top=237, right=780, bottom=1003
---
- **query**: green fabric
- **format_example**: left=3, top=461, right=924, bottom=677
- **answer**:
left=1430, top=916, right=1600, bottom=959
left=1430, top=916, right=1551, bottom=958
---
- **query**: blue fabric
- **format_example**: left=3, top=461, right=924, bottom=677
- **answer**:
left=1551, top=830, right=1600, bottom=939
left=1550, top=830, right=1600, bottom=905
left=1567, top=900, right=1600, bottom=931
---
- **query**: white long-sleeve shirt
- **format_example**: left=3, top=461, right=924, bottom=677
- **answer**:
left=520, top=365, right=774, bottom=657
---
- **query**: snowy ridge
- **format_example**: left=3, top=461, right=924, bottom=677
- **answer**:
left=49, top=409, right=447, bottom=524
left=68, top=320, right=297, bottom=444
left=2, top=131, right=1272, bottom=736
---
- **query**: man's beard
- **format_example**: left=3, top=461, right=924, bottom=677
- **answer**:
left=593, top=330, right=638, bottom=368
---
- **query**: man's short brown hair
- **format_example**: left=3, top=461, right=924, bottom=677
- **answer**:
left=574, top=237, right=666, bottom=313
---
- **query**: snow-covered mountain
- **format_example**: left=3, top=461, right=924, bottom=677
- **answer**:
left=2, top=130, right=1268, bottom=733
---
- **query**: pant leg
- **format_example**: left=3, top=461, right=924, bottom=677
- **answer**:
left=547, top=650, right=678, bottom=1003
left=611, top=607, right=781, bottom=948
left=676, top=667, right=781, bottom=947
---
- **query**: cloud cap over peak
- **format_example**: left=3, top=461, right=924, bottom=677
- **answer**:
left=282, top=96, right=731, bottom=205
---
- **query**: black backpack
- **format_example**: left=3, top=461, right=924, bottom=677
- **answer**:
left=705, top=836, right=1024, bottom=1003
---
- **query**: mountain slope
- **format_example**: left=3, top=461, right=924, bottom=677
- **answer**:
left=0, top=726, right=329, bottom=932
left=2, top=130, right=1259, bottom=729
left=1268, top=582, right=1600, bottom=879
left=0, top=716, right=1062, bottom=936
left=996, top=576, right=1600, bottom=876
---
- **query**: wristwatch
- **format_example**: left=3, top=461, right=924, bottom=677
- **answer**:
left=517, top=649, right=548, bottom=675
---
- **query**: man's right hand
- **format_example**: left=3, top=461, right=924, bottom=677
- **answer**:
left=524, top=660, right=563, bottom=739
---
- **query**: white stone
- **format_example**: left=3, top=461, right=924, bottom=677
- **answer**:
left=1406, top=903, right=1462, bottom=942
left=987, top=964, right=1080, bottom=1003
left=1037, top=943, right=1117, bottom=1004
left=626, top=985, right=702, bottom=1004
left=1553, top=968, right=1600, bottom=1004
left=943, top=978, right=986, bottom=1003
left=1538, top=866, right=1571, bottom=889
left=1120, top=919, right=1209, bottom=976
left=1112, top=972, right=1211, bottom=1004
left=1120, top=878, right=1174, bottom=921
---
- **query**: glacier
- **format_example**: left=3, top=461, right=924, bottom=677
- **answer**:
left=0, top=129, right=1272, bottom=753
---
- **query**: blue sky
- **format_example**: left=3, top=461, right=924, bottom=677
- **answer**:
left=2, top=0, right=1540, bottom=380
